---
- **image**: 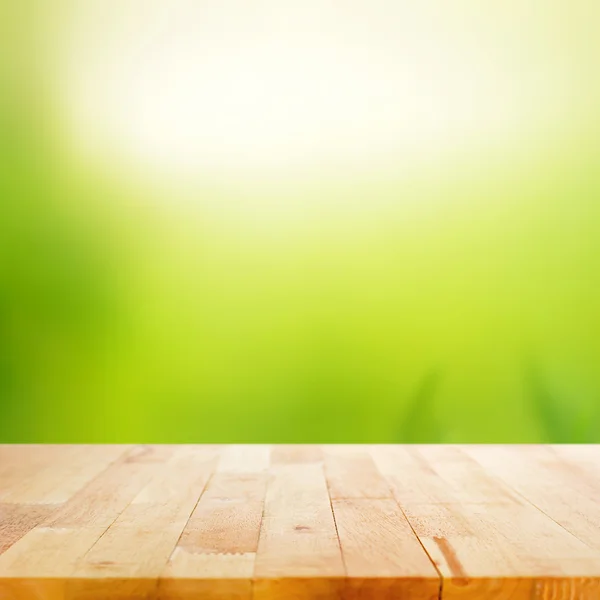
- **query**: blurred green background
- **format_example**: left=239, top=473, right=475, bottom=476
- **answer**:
left=1, top=0, right=599, bottom=442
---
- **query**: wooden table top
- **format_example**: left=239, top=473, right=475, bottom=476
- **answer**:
left=0, top=445, right=599, bottom=600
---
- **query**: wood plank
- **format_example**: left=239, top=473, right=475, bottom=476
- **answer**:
left=0, top=445, right=174, bottom=600
left=550, top=444, right=600, bottom=485
left=202, top=472, right=266, bottom=503
left=370, top=445, right=516, bottom=504
left=160, top=455, right=267, bottom=600
left=0, top=444, right=599, bottom=600
left=0, top=445, right=76, bottom=502
left=44, top=445, right=173, bottom=529
left=0, top=504, right=58, bottom=555
left=161, top=552, right=255, bottom=600
left=254, top=463, right=345, bottom=600
left=68, top=446, right=218, bottom=599
left=404, top=501, right=600, bottom=599
left=270, top=445, right=323, bottom=465
left=323, top=446, right=391, bottom=499
left=464, top=444, right=600, bottom=552
left=217, top=444, right=270, bottom=473
left=0, top=526, right=109, bottom=599
left=332, top=498, right=440, bottom=599
left=1, top=445, right=130, bottom=504
left=387, top=446, right=600, bottom=600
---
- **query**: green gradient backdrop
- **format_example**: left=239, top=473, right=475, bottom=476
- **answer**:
left=1, top=1, right=600, bottom=442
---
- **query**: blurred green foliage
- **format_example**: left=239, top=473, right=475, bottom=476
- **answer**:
left=1, top=1, right=599, bottom=442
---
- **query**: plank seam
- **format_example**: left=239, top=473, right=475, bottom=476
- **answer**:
left=73, top=446, right=184, bottom=596
left=169, top=470, right=216, bottom=559
left=463, top=447, right=600, bottom=552
left=34, top=444, right=134, bottom=530
left=251, top=472, right=268, bottom=600
left=61, top=445, right=135, bottom=505
left=250, top=445, right=271, bottom=600
left=369, top=447, right=445, bottom=600
left=74, top=447, right=163, bottom=581
left=4, top=446, right=150, bottom=596
left=159, top=454, right=220, bottom=586
left=324, top=464, right=349, bottom=584
left=398, top=504, right=444, bottom=600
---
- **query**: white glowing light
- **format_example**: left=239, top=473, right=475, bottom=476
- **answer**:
left=57, top=0, right=569, bottom=185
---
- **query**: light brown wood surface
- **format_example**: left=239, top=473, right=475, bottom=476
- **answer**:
left=0, top=445, right=599, bottom=599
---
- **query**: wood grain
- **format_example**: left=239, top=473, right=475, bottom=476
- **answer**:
left=0, top=445, right=599, bottom=599
left=373, top=445, right=600, bottom=600
left=463, top=445, right=600, bottom=553
left=254, top=463, right=345, bottom=600
left=161, top=456, right=266, bottom=600
left=323, top=446, right=391, bottom=499
left=68, top=446, right=217, bottom=599
left=333, top=498, right=439, bottom=599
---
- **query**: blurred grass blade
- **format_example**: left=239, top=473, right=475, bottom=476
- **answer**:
left=526, top=365, right=573, bottom=443
left=398, top=369, right=442, bottom=443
